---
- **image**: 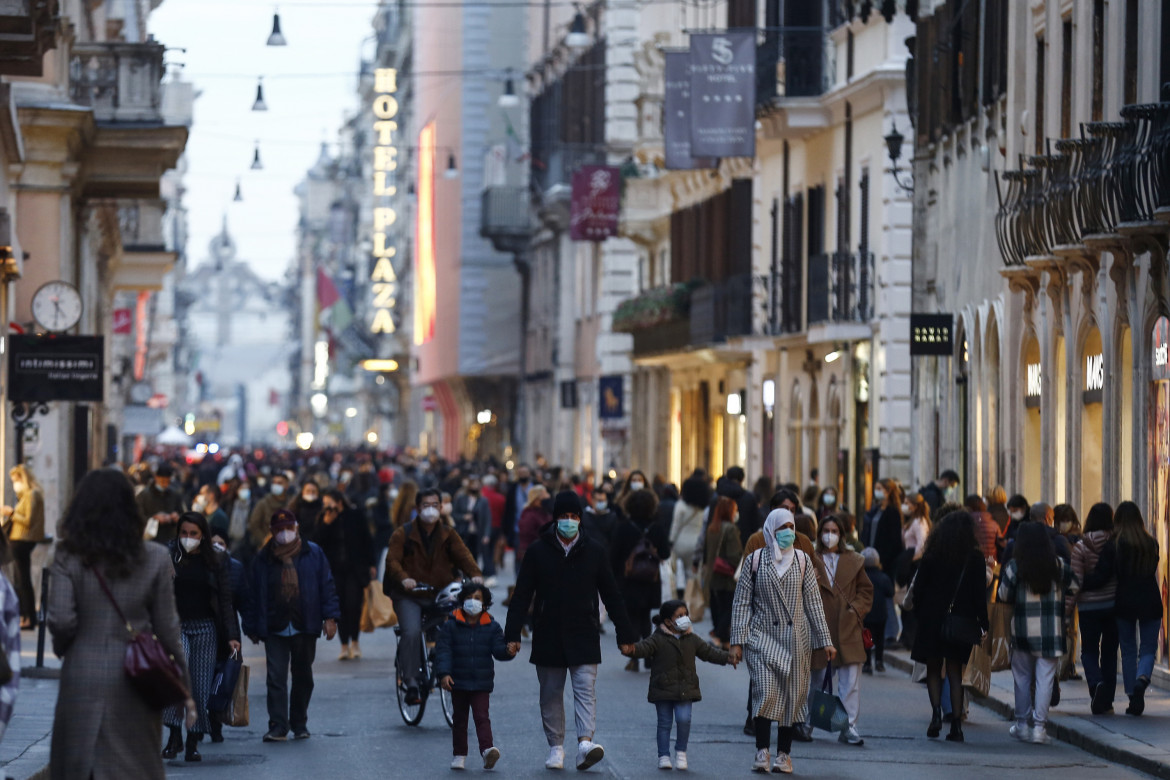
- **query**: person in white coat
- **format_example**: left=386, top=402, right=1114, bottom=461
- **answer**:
left=730, top=509, right=835, bottom=774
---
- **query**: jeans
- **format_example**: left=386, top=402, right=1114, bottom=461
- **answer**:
left=1011, top=650, right=1058, bottom=728
left=1078, top=608, right=1118, bottom=702
left=264, top=633, right=318, bottom=732
left=654, top=701, right=692, bottom=757
left=392, top=595, right=424, bottom=687
left=536, top=665, right=597, bottom=746
left=452, top=690, right=493, bottom=756
left=1117, top=617, right=1160, bottom=695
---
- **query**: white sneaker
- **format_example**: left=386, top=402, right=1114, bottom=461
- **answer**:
left=675, top=751, right=688, bottom=771
left=1031, top=726, right=1050, bottom=744
left=451, top=755, right=466, bottom=770
left=546, top=745, right=565, bottom=770
left=772, top=753, right=793, bottom=774
left=751, top=748, right=770, bottom=773
left=1009, top=723, right=1032, bottom=742
left=484, top=576, right=498, bottom=587
left=482, top=747, right=500, bottom=770
left=576, top=741, right=605, bottom=770
left=658, top=755, right=673, bottom=770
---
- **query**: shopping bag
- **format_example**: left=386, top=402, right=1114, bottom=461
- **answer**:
left=223, top=663, right=249, bottom=727
left=809, top=663, right=850, bottom=733
left=207, top=654, right=242, bottom=713
left=962, top=643, right=991, bottom=697
left=361, top=581, right=398, bottom=633
left=986, top=601, right=1012, bottom=671
left=684, top=576, right=706, bottom=622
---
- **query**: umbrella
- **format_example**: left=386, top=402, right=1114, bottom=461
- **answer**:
left=157, top=425, right=193, bottom=446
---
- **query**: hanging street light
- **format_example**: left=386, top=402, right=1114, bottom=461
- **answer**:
left=267, top=9, right=288, bottom=46
left=444, top=153, right=459, bottom=180
left=251, top=140, right=263, bottom=170
left=252, top=76, right=268, bottom=111
left=566, top=9, right=591, bottom=50
left=233, top=179, right=243, bottom=202
left=498, top=77, right=520, bottom=108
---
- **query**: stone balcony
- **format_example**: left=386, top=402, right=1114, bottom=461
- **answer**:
left=0, top=0, right=58, bottom=77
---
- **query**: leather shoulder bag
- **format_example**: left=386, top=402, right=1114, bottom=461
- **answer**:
left=940, top=558, right=984, bottom=647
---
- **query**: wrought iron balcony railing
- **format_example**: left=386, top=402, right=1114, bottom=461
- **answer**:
left=690, top=274, right=754, bottom=346
left=757, top=27, right=835, bottom=104
left=70, top=41, right=166, bottom=124
left=807, top=250, right=874, bottom=325
left=995, top=102, right=1170, bottom=266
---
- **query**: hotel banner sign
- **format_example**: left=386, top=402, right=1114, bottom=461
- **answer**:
left=664, top=50, right=716, bottom=171
left=570, top=165, right=621, bottom=242
left=689, top=31, right=756, bottom=159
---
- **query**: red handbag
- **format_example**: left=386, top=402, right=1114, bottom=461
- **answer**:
left=712, top=557, right=736, bottom=578
left=92, top=566, right=190, bottom=709
left=862, top=628, right=875, bottom=651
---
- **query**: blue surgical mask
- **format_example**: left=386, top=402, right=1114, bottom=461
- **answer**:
left=775, top=528, right=796, bottom=550
left=557, top=518, right=580, bottom=539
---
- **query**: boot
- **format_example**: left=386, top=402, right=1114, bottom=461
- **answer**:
left=185, top=731, right=202, bottom=762
left=162, top=726, right=183, bottom=759
left=927, top=707, right=943, bottom=738
left=210, top=716, right=224, bottom=743
left=945, top=719, right=964, bottom=742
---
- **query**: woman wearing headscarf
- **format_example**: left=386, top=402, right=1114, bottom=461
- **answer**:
left=730, top=509, right=835, bottom=774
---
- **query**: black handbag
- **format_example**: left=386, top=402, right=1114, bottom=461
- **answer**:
left=940, top=560, right=983, bottom=646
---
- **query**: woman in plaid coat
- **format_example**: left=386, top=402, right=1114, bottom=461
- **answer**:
left=730, top=509, right=834, bottom=774
left=998, top=521, right=1079, bottom=746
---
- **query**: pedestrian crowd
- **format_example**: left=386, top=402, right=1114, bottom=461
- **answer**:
left=0, top=448, right=1164, bottom=776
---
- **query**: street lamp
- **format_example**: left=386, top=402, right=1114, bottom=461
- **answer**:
left=266, top=9, right=288, bottom=46
left=444, top=153, right=460, bottom=180
left=252, top=77, right=268, bottom=111
left=251, top=140, right=263, bottom=170
left=566, top=8, right=591, bottom=50
left=498, top=77, right=520, bottom=108
left=885, top=121, right=913, bottom=193
left=233, top=179, right=243, bottom=202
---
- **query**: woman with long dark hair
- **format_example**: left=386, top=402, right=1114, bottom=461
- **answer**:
left=999, top=522, right=1077, bottom=743
left=313, top=488, right=375, bottom=661
left=48, top=469, right=192, bottom=779
left=161, top=511, right=240, bottom=761
left=612, top=488, right=672, bottom=670
left=1091, top=501, right=1163, bottom=716
left=702, top=497, right=742, bottom=648
left=908, top=511, right=988, bottom=742
left=1068, top=502, right=1117, bottom=714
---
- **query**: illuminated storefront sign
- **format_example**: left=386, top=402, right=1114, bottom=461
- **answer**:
left=1026, top=362, right=1042, bottom=408
left=370, top=68, right=398, bottom=335
left=414, top=121, right=437, bottom=345
left=1153, top=317, right=1170, bottom=381
left=1084, top=352, right=1104, bottom=404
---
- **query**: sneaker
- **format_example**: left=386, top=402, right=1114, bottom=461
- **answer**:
left=576, top=741, right=604, bottom=770
left=751, top=749, right=770, bottom=773
left=658, top=755, right=673, bottom=770
left=771, top=753, right=793, bottom=774
left=451, top=755, right=466, bottom=770
left=1009, top=723, right=1031, bottom=742
left=350, top=642, right=362, bottom=659
left=1031, top=725, right=1050, bottom=744
left=292, top=728, right=310, bottom=740
left=839, top=725, right=864, bottom=746
left=263, top=727, right=288, bottom=743
left=482, top=747, right=500, bottom=770
left=546, top=745, right=565, bottom=770
left=339, top=644, right=352, bottom=661
left=675, top=751, right=688, bottom=771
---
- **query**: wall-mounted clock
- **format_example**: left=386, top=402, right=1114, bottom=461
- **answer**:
left=32, top=281, right=83, bottom=333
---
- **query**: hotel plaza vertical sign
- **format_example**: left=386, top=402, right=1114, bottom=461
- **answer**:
left=370, top=68, right=400, bottom=335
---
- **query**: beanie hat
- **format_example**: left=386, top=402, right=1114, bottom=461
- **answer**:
left=552, top=490, right=583, bottom=519
left=270, top=508, right=297, bottom=532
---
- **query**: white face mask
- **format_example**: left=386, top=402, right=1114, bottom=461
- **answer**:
left=238, top=489, right=251, bottom=501
left=874, top=489, right=885, bottom=501
left=179, top=537, right=200, bottom=553
left=211, top=542, right=227, bottom=554
left=629, top=481, right=645, bottom=492
left=823, top=494, right=836, bottom=506
left=1010, top=511, right=1025, bottom=521
left=271, top=483, right=286, bottom=497
left=420, top=506, right=440, bottom=523
left=275, top=529, right=297, bottom=545
left=193, top=496, right=208, bottom=512
left=821, top=532, right=840, bottom=550
left=442, top=502, right=453, bottom=516
left=673, top=615, right=692, bottom=633
left=901, top=503, right=912, bottom=516
left=463, top=599, right=483, bottom=615
left=595, top=499, right=608, bottom=512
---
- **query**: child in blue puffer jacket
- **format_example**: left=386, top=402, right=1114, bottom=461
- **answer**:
left=435, top=583, right=516, bottom=771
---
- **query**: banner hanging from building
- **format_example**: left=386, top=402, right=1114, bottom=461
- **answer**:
left=664, top=51, right=716, bottom=171
left=689, top=31, right=756, bottom=158
left=8, top=335, right=104, bottom=403
left=909, top=313, right=955, bottom=356
left=599, top=375, right=624, bottom=419
left=570, top=165, right=621, bottom=241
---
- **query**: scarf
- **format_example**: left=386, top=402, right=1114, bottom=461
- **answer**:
left=762, top=508, right=797, bottom=579
left=274, top=536, right=302, bottom=603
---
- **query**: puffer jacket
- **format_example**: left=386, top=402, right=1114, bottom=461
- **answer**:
left=1068, top=530, right=1115, bottom=616
left=433, top=609, right=513, bottom=692
left=629, top=627, right=729, bottom=702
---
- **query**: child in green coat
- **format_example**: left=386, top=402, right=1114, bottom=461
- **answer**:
left=622, top=599, right=735, bottom=770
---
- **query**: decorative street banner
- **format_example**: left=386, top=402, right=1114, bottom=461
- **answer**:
left=690, top=31, right=756, bottom=158
left=570, top=165, right=621, bottom=242
left=909, top=313, right=955, bottom=356
left=599, top=375, right=624, bottom=419
left=9, top=335, right=104, bottom=403
left=664, top=51, right=716, bottom=171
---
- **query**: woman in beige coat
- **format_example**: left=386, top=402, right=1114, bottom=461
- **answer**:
left=805, top=514, right=873, bottom=747
left=48, top=469, right=193, bottom=780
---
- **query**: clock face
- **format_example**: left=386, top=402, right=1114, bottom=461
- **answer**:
left=32, top=281, right=83, bottom=333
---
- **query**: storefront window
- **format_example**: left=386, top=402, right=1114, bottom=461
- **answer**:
left=1023, top=336, right=1042, bottom=501
left=1149, top=316, right=1170, bottom=667
left=1081, top=328, right=1103, bottom=515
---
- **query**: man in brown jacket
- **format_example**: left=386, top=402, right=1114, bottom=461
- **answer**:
left=384, top=487, right=482, bottom=703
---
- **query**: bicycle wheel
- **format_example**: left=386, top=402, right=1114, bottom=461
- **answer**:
left=440, top=683, right=455, bottom=727
left=394, top=636, right=426, bottom=726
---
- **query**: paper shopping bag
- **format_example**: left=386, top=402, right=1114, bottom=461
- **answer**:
left=361, top=581, right=397, bottom=633
left=962, top=643, right=991, bottom=697
left=684, top=577, right=706, bottom=622
left=224, top=663, right=249, bottom=727
left=987, top=601, right=1012, bottom=671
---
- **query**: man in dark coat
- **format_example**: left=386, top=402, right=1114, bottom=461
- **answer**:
left=502, top=464, right=534, bottom=554
left=505, top=491, right=638, bottom=772
left=918, top=469, right=960, bottom=514
left=721, top=466, right=761, bottom=544
left=137, top=463, right=185, bottom=545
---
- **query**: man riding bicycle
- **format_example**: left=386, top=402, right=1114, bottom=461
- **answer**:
left=385, top=487, right=483, bottom=704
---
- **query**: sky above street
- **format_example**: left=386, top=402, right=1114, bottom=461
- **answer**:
left=150, top=0, right=381, bottom=281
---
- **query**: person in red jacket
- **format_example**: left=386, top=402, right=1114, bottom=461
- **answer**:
left=481, top=475, right=506, bottom=582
